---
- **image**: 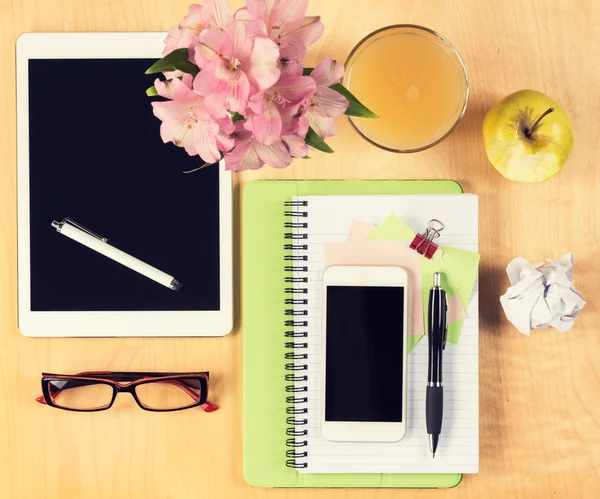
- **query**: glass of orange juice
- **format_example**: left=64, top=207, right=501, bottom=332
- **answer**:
left=344, top=25, right=469, bottom=153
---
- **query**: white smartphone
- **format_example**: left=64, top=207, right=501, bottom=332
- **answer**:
left=321, top=265, right=408, bottom=442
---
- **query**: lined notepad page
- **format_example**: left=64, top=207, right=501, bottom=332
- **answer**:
left=291, top=195, right=479, bottom=474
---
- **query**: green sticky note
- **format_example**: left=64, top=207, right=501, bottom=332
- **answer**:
left=366, top=215, right=479, bottom=344
left=422, top=248, right=480, bottom=343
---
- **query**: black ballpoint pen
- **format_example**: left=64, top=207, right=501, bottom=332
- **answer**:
left=427, top=272, right=447, bottom=458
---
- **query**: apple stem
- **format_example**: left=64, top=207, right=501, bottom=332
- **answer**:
left=526, top=107, right=555, bottom=138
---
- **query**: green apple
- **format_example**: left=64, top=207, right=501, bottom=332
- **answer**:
left=482, top=90, right=574, bottom=182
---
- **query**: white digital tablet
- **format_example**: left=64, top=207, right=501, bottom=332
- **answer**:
left=16, top=33, right=233, bottom=337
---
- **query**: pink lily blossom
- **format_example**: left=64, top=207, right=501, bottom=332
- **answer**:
left=296, top=57, right=349, bottom=139
left=193, top=20, right=281, bottom=115
left=162, top=0, right=233, bottom=56
left=155, top=73, right=195, bottom=97
left=281, top=118, right=309, bottom=158
left=224, top=120, right=293, bottom=171
left=152, top=78, right=235, bottom=164
left=244, top=0, right=324, bottom=62
left=247, top=75, right=316, bottom=145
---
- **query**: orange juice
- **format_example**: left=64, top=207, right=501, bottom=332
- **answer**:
left=344, top=26, right=468, bottom=152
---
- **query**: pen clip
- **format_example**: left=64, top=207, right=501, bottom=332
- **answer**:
left=52, top=218, right=109, bottom=243
left=443, top=295, right=448, bottom=350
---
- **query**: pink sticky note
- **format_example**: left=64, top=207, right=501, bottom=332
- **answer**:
left=346, top=220, right=376, bottom=242
left=324, top=240, right=425, bottom=336
left=447, top=293, right=467, bottom=324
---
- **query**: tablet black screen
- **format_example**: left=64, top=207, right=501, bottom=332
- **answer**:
left=28, top=58, right=221, bottom=311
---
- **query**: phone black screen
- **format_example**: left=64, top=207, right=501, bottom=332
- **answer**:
left=325, top=285, right=405, bottom=422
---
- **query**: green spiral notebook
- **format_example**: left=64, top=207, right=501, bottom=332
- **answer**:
left=243, top=180, right=464, bottom=489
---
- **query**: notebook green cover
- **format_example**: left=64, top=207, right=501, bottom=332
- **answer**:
left=243, top=180, right=463, bottom=489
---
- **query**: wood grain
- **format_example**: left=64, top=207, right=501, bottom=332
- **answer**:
left=1, top=0, right=599, bottom=497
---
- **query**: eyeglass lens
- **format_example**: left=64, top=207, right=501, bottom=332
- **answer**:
left=47, top=377, right=203, bottom=411
left=49, top=379, right=113, bottom=410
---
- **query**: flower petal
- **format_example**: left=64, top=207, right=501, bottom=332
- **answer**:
left=273, top=76, right=317, bottom=106
left=154, top=77, right=178, bottom=99
left=203, top=0, right=233, bottom=30
left=228, top=19, right=258, bottom=62
left=280, top=59, right=303, bottom=77
left=181, top=73, right=194, bottom=88
left=246, top=0, right=275, bottom=22
left=307, top=113, right=336, bottom=139
left=180, top=4, right=205, bottom=30
left=225, top=139, right=263, bottom=171
left=217, top=117, right=236, bottom=136
left=246, top=36, right=281, bottom=90
left=163, top=5, right=208, bottom=56
left=282, top=134, right=308, bottom=158
left=249, top=101, right=282, bottom=145
left=282, top=112, right=309, bottom=138
left=255, top=139, right=293, bottom=168
left=160, top=121, right=196, bottom=155
left=216, top=131, right=235, bottom=152
left=154, top=76, right=195, bottom=99
left=268, top=0, right=308, bottom=33
left=152, top=98, right=194, bottom=123
left=191, top=120, right=222, bottom=164
left=279, top=37, right=306, bottom=62
left=296, top=114, right=309, bottom=137
left=194, top=28, right=228, bottom=68
left=311, top=57, right=345, bottom=87
left=202, top=94, right=229, bottom=119
left=293, top=16, right=324, bottom=46
left=163, top=27, right=182, bottom=56
left=193, top=59, right=250, bottom=114
left=162, top=71, right=195, bottom=89
left=179, top=4, right=206, bottom=45
left=311, top=87, right=349, bottom=117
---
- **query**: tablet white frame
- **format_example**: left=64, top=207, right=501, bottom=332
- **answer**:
left=16, top=33, right=233, bottom=337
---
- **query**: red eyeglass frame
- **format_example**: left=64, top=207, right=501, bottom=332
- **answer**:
left=37, top=371, right=219, bottom=413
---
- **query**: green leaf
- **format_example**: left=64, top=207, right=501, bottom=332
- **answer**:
left=302, top=67, right=314, bottom=76
left=331, top=83, right=378, bottom=118
left=146, top=85, right=159, bottom=97
left=305, top=127, right=334, bottom=153
left=231, top=112, right=245, bottom=123
left=183, top=162, right=217, bottom=174
left=145, top=48, right=199, bottom=76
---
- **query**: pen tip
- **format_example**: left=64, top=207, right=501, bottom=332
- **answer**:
left=432, top=451, right=435, bottom=459
left=169, top=279, right=183, bottom=291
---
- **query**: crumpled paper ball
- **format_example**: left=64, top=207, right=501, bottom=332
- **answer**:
left=499, top=252, right=586, bottom=335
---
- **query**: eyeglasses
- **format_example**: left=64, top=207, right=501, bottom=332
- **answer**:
left=36, top=371, right=218, bottom=413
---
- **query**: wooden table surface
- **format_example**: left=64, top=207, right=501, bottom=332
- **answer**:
left=1, top=0, right=599, bottom=497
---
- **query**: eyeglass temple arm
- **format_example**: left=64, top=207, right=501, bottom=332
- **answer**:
left=36, top=377, right=218, bottom=412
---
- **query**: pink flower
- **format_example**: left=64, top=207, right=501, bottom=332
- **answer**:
left=247, top=75, right=316, bottom=145
left=224, top=121, right=293, bottom=171
left=193, top=20, right=281, bottom=115
left=281, top=119, right=309, bottom=158
left=152, top=78, right=234, bottom=164
left=155, top=73, right=195, bottom=97
left=297, top=57, right=349, bottom=139
left=162, top=1, right=233, bottom=56
left=244, top=0, right=324, bottom=62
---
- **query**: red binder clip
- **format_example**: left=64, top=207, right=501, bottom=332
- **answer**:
left=410, top=219, right=444, bottom=259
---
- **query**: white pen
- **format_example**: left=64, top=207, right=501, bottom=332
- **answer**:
left=51, top=218, right=182, bottom=291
